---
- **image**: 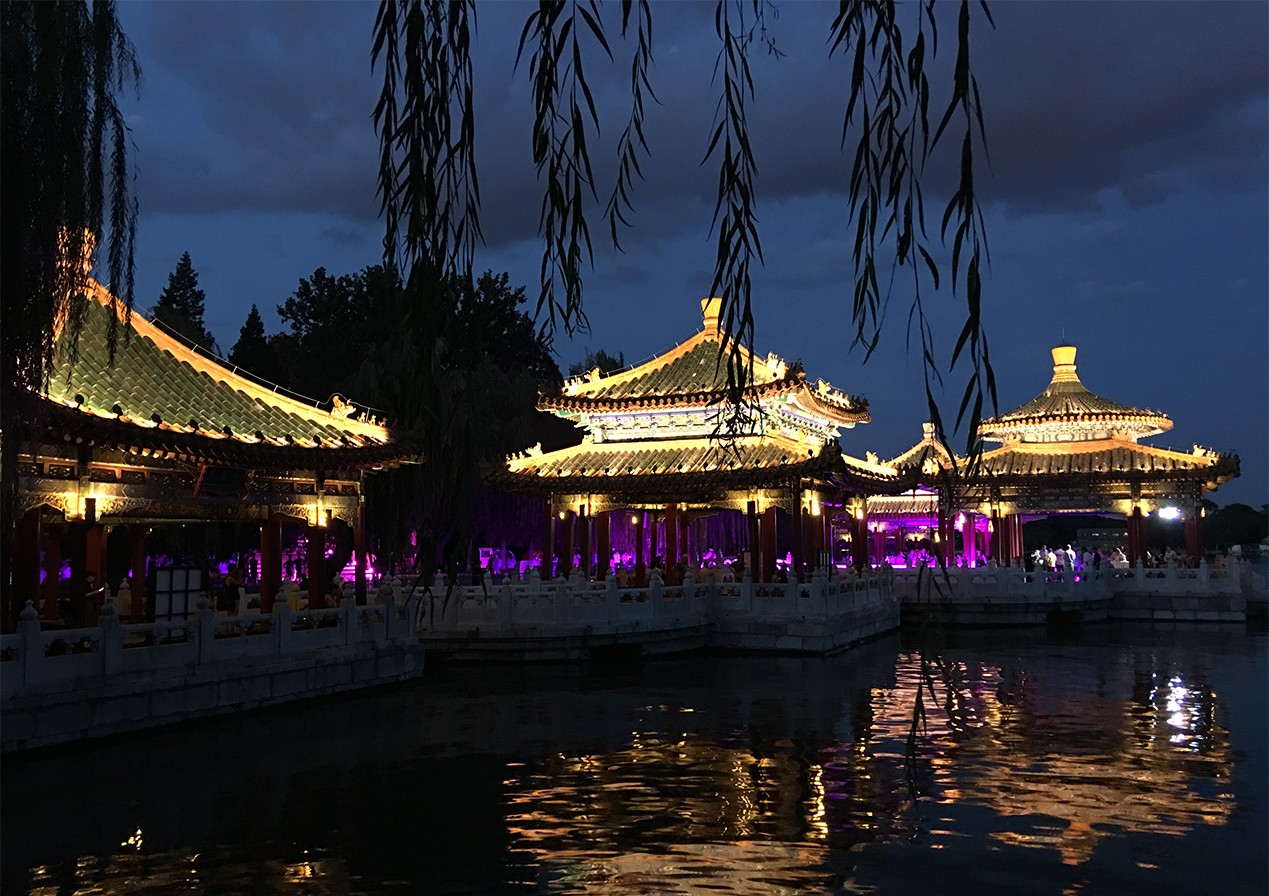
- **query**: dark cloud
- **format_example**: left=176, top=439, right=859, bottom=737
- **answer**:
left=109, top=1, right=1267, bottom=507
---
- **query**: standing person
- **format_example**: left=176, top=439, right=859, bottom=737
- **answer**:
left=220, top=563, right=242, bottom=614
left=73, top=572, right=102, bottom=627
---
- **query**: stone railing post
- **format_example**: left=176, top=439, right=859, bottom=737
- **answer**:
left=1133, top=560, right=1145, bottom=592
left=98, top=596, right=123, bottom=678
left=1198, top=559, right=1211, bottom=593
left=649, top=568, right=664, bottom=617
left=683, top=570, right=695, bottom=604
left=341, top=596, right=357, bottom=646
left=605, top=574, right=619, bottom=614
left=196, top=596, right=217, bottom=665
left=18, top=601, right=43, bottom=690
left=500, top=575, right=514, bottom=626
left=275, top=591, right=293, bottom=653
left=115, top=579, right=132, bottom=620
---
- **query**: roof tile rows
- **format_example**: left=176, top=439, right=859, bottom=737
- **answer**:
left=44, top=283, right=390, bottom=456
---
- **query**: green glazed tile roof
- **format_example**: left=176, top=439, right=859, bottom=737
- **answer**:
left=43, top=283, right=393, bottom=454
left=980, top=345, right=1171, bottom=442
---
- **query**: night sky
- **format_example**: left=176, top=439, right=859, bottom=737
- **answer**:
left=112, top=1, right=1267, bottom=509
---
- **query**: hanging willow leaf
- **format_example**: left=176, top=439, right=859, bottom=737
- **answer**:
left=516, top=0, right=614, bottom=337
left=2, top=0, right=141, bottom=605
left=704, top=0, right=781, bottom=441
left=373, top=0, right=481, bottom=281
left=829, top=0, right=995, bottom=521
left=604, top=0, right=656, bottom=251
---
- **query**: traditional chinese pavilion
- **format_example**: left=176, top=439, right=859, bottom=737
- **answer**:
left=868, top=345, right=1240, bottom=566
left=492, top=298, right=900, bottom=583
left=6, top=280, right=414, bottom=628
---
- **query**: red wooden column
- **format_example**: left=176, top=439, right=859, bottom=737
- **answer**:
left=665, top=503, right=680, bottom=584
left=961, top=511, right=976, bottom=566
left=11, top=508, right=42, bottom=629
left=803, top=506, right=823, bottom=572
left=791, top=494, right=805, bottom=581
left=760, top=507, right=778, bottom=582
left=541, top=501, right=555, bottom=578
left=559, top=510, right=575, bottom=577
left=746, top=501, right=760, bottom=580
left=1184, top=503, right=1204, bottom=565
left=577, top=505, right=591, bottom=578
left=679, top=509, right=690, bottom=571
left=353, top=504, right=368, bottom=604
left=989, top=510, right=1003, bottom=564
left=40, top=523, right=62, bottom=621
left=260, top=513, right=282, bottom=613
left=1008, top=513, right=1025, bottom=564
left=306, top=524, right=326, bottom=606
left=596, top=510, right=611, bottom=578
left=1127, top=507, right=1144, bottom=566
left=634, top=510, right=646, bottom=586
left=871, top=526, right=885, bottom=566
left=851, top=508, right=870, bottom=571
left=936, top=511, right=955, bottom=568
left=129, top=524, right=149, bottom=623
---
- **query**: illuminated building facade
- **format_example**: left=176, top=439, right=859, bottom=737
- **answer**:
left=868, top=346, right=1240, bottom=566
left=7, top=280, right=414, bottom=628
left=493, top=298, right=900, bottom=584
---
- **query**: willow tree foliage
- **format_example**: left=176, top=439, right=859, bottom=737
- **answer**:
left=372, top=0, right=996, bottom=459
left=1, top=0, right=140, bottom=600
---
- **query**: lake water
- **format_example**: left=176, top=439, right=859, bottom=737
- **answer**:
left=3, top=623, right=1266, bottom=895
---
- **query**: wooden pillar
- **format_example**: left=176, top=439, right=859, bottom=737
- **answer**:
left=634, top=510, right=646, bottom=586
left=306, top=524, right=326, bottom=607
left=40, top=523, right=62, bottom=621
left=559, top=510, right=575, bottom=577
left=542, top=501, right=555, bottom=578
left=679, top=509, right=690, bottom=570
left=353, top=505, right=367, bottom=604
left=10, top=508, right=42, bottom=630
left=1004, top=513, right=1016, bottom=565
left=760, top=507, right=778, bottom=582
left=665, top=503, right=680, bottom=584
left=747, top=501, right=760, bottom=581
left=936, top=510, right=954, bottom=568
left=791, top=492, right=805, bottom=581
left=871, top=526, right=886, bottom=566
left=1127, top=507, right=1144, bottom=566
left=129, top=524, right=149, bottom=623
left=962, top=511, right=976, bottom=567
left=577, top=505, right=591, bottom=578
left=1185, top=503, right=1204, bottom=565
left=989, top=510, right=1003, bottom=564
left=260, top=513, right=282, bottom=613
left=596, top=510, right=611, bottom=579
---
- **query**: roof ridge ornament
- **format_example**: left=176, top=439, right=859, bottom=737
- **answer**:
left=1050, top=345, right=1079, bottom=383
left=701, top=296, right=722, bottom=333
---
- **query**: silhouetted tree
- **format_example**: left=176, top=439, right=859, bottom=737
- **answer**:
left=1205, top=503, right=1269, bottom=551
left=275, top=264, right=397, bottom=401
left=153, top=252, right=218, bottom=353
left=227, top=304, right=284, bottom=385
left=569, top=349, right=626, bottom=378
left=356, top=271, right=561, bottom=574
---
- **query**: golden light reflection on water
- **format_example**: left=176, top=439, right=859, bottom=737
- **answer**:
left=7, top=638, right=1254, bottom=895
left=867, top=652, right=1235, bottom=868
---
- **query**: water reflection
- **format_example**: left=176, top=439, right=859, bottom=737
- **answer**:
left=2, top=627, right=1264, bottom=895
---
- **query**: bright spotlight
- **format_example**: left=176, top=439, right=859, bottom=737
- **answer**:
left=1158, top=506, right=1182, bottom=521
